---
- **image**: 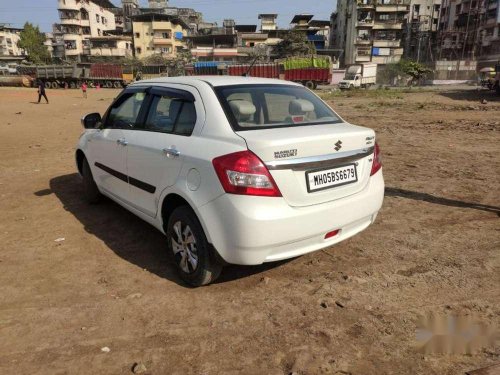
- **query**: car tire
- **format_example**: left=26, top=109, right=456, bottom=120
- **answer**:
left=82, top=157, right=101, bottom=204
left=166, top=206, right=222, bottom=287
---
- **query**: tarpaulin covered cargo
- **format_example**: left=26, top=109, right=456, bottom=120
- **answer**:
left=283, top=57, right=330, bottom=70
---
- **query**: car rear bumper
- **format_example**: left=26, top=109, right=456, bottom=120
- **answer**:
left=198, top=170, right=384, bottom=265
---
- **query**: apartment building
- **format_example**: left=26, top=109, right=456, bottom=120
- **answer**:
left=478, top=0, right=500, bottom=66
left=0, top=24, right=24, bottom=57
left=438, top=0, right=484, bottom=60
left=334, top=0, right=410, bottom=65
left=55, top=0, right=117, bottom=61
left=131, top=13, right=188, bottom=58
left=438, top=0, right=499, bottom=67
left=403, top=0, right=441, bottom=61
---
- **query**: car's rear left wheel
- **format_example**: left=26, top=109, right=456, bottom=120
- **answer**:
left=166, top=206, right=222, bottom=287
left=82, top=157, right=101, bottom=204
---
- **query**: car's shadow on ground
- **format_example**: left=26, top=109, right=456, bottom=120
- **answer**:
left=47, top=173, right=287, bottom=288
left=385, top=187, right=500, bottom=215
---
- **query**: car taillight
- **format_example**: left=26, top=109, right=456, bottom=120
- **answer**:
left=370, top=142, right=382, bottom=176
left=212, top=150, right=282, bottom=197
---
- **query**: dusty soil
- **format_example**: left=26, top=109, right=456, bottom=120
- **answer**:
left=0, top=86, right=498, bottom=375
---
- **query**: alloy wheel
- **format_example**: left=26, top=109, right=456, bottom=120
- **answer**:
left=171, top=221, right=198, bottom=274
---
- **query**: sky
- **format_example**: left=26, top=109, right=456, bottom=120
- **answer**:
left=0, top=0, right=336, bottom=32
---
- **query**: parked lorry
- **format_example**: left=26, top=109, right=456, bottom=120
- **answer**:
left=17, top=63, right=132, bottom=88
left=338, top=63, right=377, bottom=89
left=188, top=56, right=332, bottom=89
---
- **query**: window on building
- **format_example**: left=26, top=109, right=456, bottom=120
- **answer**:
left=97, top=29, right=101, bottom=36
left=136, top=47, right=142, bottom=54
left=456, top=4, right=461, bottom=13
left=102, top=16, right=106, bottom=24
left=161, top=32, right=170, bottom=38
left=96, top=14, right=100, bottom=23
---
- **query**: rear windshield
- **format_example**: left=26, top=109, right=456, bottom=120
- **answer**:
left=214, top=84, right=341, bottom=131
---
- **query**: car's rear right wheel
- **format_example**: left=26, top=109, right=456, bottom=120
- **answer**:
left=166, top=206, right=222, bottom=287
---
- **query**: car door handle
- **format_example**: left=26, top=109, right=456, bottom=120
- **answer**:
left=162, top=148, right=180, bottom=158
left=116, top=138, right=128, bottom=146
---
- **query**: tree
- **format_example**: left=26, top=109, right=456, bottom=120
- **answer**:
left=398, top=59, right=433, bottom=85
left=273, top=31, right=315, bottom=59
left=18, top=22, right=50, bottom=64
left=379, top=59, right=433, bottom=86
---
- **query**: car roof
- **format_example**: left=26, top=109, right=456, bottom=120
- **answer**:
left=129, top=75, right=303, bottom=88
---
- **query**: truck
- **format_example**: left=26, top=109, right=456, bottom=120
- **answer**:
left=338, top=63, right=377, bottom=89
left=188, top=56, right=332, bottom=89
left=17, top=63, right=132, bottom=89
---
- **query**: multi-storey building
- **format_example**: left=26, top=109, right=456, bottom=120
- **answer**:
left=0, top=24, right=24, bottom=57
left=403, top=0, right=441, bottom=61
left=55, top=0, right=117, bottom=61
left=334, top=0, right=410, bottom=65
left=131, top=13, right=188, bottom=59
left=477, top=0, right=500, bottom=66
left=438, top=0, right=485, bottom=60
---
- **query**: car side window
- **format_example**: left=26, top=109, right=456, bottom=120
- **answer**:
left=144, top=94, right=197, bottom=136
left=105, top=92, right=146, bottom=129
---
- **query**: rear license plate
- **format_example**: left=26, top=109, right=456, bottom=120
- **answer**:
left=306, top=164, right=358, bottom=193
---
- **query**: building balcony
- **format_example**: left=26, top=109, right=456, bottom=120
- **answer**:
left=356, top=55, right=372, bottom=62
left=375, top=1, right=409, bottom=12
left=59, top=18, right=82, bottom=26
left=373, top=21, right=403, bottom=29
left=376, top=0, right=410, bottom=5
left=357, top=19, right=375, bottom=27
left=356, top=38, right=373, bottom=45
left=153, top=37, right=173, bottom=45
left=373, top=39, right=400, bottom=47
left=90, top=48, right=132, bottom=57
left=357, top=0, right=375, bottom=9
left=371, top=55, right=401, bottom=64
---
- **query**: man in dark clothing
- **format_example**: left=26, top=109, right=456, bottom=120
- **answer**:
left=37, top=81, right=49, bottom=104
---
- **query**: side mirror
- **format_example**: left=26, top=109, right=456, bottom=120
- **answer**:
left=81, top=112, right=101, bottom=129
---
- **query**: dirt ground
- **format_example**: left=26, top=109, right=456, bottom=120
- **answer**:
left=0, top=85, right=498, bottom=375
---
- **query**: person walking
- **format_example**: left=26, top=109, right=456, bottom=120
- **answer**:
left=81, top=82, right=88, bottom=99
left=37, top=81, right=49, bottom=104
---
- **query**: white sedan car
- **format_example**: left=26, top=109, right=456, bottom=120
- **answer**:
left=77, top=76, right=384, bottom=286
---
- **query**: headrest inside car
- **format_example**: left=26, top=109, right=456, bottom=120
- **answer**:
left=229, top=100, right=256, bottom=118
left=289, top=99, right=314, bottom=115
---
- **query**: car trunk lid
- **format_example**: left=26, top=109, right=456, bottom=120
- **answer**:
left=236, top=123, right=375, bottom=207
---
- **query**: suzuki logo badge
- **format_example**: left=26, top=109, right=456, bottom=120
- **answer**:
left=334, top=140, right=343, bottom=151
